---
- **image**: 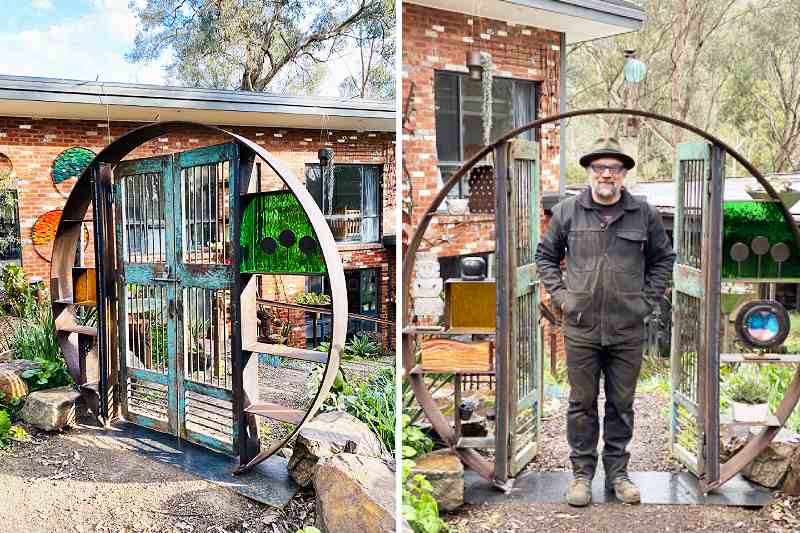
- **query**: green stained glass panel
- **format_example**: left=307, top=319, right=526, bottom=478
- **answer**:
left=240, top=191, right=326, bottom=274
left=52, top=147, right=95, bottom=184
left=722, top=200, right=800, bottom=279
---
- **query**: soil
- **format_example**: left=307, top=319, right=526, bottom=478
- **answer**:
left=445, top=382, right=799, bottom=533
left=0, top=424, right=316, bottom=533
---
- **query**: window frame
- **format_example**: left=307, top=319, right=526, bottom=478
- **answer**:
left=305, top=163, right=383, bottom=243
left=434, top=71, right=540, bottom=201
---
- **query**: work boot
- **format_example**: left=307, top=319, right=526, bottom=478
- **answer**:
left=607, top=475, right=640, bottom=504
left=566, top=477, right=592, bottom=507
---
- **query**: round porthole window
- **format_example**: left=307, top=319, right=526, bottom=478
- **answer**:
left=735, top=299, right=790, bottom=349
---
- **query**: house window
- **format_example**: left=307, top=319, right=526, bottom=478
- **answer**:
left=306, top=164, right=381, bottom=243
left=434, top=72, right=539, bottom=199
left=305, top=268, right=381, bottom=345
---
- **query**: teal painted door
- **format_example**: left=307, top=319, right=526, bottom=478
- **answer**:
left=507, top=139, right=542, bottom=477
left=115, top=143, right=239, bottom=455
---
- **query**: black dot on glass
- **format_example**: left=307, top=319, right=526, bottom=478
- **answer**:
left=299, top=236, right=318, bottom=256
left=261, top=237, right=277, bottom=254
left=279, top=229, right=296, bottom=247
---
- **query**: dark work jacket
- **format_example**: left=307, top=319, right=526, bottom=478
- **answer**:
left=534, top=187, right=676, bottom=345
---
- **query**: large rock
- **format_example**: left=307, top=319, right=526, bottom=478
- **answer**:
left=20, top=385, right=82, bottom=431
left=314, top=453, right=395, bottom=533
left=288, top=411, right=389, bottom=487
left=410, top=448, right=464, bottom=511
left=741, top=428, right=800, bottom=488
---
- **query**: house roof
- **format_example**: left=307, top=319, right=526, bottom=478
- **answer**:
left=405, top=0, right=644, bottom=43
left=0, top=74, right=395, bottom=132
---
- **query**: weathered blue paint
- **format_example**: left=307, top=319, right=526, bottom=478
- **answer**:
left=177, top=143, right=238, bottom=168
left=127, top=412, right=170, bottom=434
left=184, top=428, right=235, bottom=455
left=177, top=265, right=234, bottom=288
left=128, top=367, right=169, bottom=385
left=123, top=264, right=160, bottom=284
left=118, top=157, right=168, bottom=175
left=184, top=379, right=233, bottom=401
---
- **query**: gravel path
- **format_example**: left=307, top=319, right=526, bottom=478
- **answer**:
left=445, top=381, right=795, bottom=533
left=525, top=382, right=681, bottom=474
left=0, top=425, right=315, bottom=533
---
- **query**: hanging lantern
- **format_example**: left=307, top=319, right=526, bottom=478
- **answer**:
left=466, top=50, right=483, bottom=81
left=623, top=49, right=647, bottom=84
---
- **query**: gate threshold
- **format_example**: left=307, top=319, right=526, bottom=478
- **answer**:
left=93, top=421, right=299, bottom=508
left=465, top=470, right=773, bottom=507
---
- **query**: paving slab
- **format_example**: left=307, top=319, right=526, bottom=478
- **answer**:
left=465, top=470, right=773, bottom=507
left=95, top=421, right=299, bottom=508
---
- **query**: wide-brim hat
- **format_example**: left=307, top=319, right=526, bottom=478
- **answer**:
left=579, top=136, right=635, bottom=170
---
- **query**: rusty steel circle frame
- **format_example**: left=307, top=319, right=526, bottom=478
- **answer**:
left=51, top=121, right=346, bottom=474
left=402, top=108, right=800, bottom=489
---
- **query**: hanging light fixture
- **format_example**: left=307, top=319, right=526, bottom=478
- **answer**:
left=466, top=0, right=483, bottom=80
left=623, top=49, right=647, bottom=84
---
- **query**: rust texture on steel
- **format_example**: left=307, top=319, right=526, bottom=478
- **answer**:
left=51, top=121, right=347, bottom=474
left=402, top=108, right=800, bottom=487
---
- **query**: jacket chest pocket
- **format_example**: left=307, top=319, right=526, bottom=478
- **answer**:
left=611, top=230, right=647, bottom=273
left=567, top=229, right=600, bottom=272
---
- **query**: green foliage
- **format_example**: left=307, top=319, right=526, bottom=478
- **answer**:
left=0, top=409, right=10, bottom=442
left=294, top=292, right=331, bottom=305
left=13, top=308, right=72, bottom=392
left=344, top=334, right=381, bottom=360
left=21, top=359, right=72, bottom=392
left=402, top=461, right=447, bottom=533
left=128, top=0, right=392, bottom=98
left=13, top=308, right=62, bottom=363
left=1, top=265, right=43, bottom=318
left=402, top=414, right=433, bottom=463
left=295, top=528, right=322, bottom=533
left=0, top=395, right=23, bottom=418
left=310, top=366, right=395, bottom=453
left=722, top=367, right=770, bottom=405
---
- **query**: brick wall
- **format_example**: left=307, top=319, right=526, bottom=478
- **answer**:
left=402, top=3, right=562, bottom=259
left=0, top=116, right=395, bottom=349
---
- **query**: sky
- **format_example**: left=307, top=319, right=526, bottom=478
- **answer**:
left=0, top=0, right=355, bottom=96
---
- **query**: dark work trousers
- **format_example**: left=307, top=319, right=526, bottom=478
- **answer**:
left=565, top=336, right=644, bottom=481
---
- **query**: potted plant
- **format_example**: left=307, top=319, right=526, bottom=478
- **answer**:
left=727, top=372, right=771, bottom=423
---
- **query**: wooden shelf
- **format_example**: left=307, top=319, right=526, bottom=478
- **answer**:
left=244, top=341, right=328, bottom=364
left=455, top=436, right=495, bottom=449
left=720, top=414, right=781, bottom=427
left=408, top=364, right=496, bottom=376
left=244, top=401, right=305, bottom=425
left=53, top=298, right=73, bottom=305
left=56, top=324, right=98, bottom=336
left=403, top=326, right=495, bottom=336
left=720, top=353, right=800, bottom=364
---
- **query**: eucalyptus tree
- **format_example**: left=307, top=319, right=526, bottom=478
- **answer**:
left=127, top=0, right=391, bottom=96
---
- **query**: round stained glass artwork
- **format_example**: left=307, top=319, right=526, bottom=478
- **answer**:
left=261, top=237, right=277, bottom=254
left=735, top=299, right=790, bottom=349
left=298, top=235, right=318, bottom=256
left=279, top=229, right=296, bottom=248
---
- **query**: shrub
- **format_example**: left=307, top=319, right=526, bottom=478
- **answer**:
left=723, top=369, right=770, bottom=404
left=1, top=265, right=43, bottom=319
left=402, top=413, right=446, bottom=533
left=308, top=366, right=395, bottom=453
left=294, top=292, right=331, bottom=306
left=344, top=334, right=381, bottom=360
left=13, top=309, right=72, bottom=391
